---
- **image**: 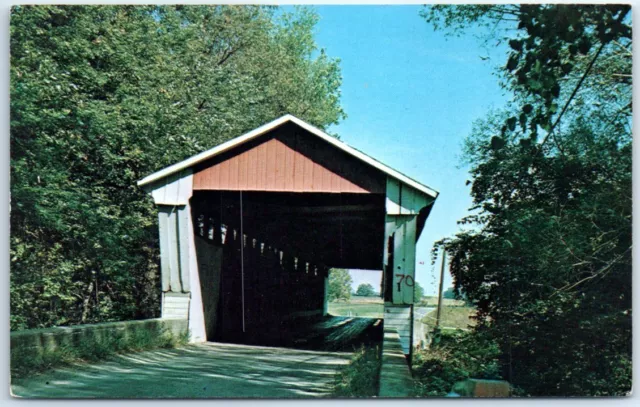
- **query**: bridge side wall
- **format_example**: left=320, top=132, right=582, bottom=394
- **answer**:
left=145, top=169, right=207, bottom=343
left=383, top=177, right=434, bottom=355
left=10, top=319, right=188, bottom=357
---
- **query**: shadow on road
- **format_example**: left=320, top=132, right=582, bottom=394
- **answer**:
left=11, top=342, right=354, bottom=398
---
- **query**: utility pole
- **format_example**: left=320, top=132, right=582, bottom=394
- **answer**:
left=435, top=249, right=447, bottom=332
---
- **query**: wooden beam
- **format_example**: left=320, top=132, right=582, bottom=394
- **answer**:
left=158, top=207, right=171, bottom=292
left=167, top=207, right=182, bottom=292
left=178, top=206, right=191, bottom=293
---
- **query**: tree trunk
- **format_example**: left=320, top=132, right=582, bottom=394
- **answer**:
left=80, top=279, right=94, bottom=323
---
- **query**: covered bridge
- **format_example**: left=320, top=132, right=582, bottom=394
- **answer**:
left=137, top=115, right=438, bottom=354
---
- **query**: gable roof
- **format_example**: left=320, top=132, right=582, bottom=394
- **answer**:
left=137, top=114, right=439, bottom=199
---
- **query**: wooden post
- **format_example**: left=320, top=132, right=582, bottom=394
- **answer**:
left=435, top=249, right=446, bottom=332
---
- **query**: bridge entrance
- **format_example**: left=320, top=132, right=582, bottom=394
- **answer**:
left=138, top=115, right=437, bottom=355
left=191, top=191, right=383, bottom=346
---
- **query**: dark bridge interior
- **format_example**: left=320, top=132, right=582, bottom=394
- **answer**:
left=190, top=190, right=385, bottom=347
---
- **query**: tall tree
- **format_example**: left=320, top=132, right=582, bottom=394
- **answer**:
left=423, top=4, right=631, bottom=396
left=10, top=5, right=345, bottom=330
left=355, top=283, right=376, bottom=297
left=442, top=287, right=455, bottom=300
left=327, top=269, right=353, bottom=302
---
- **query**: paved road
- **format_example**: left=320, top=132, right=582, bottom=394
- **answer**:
left=414, top=307, right=435, bottom=321
left=11, top=342, right=353, bottom=399
left=413, top=307, right=435, bottom=348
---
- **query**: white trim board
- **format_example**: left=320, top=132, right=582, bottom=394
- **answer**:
left=137, top=114, right=439, bottom=199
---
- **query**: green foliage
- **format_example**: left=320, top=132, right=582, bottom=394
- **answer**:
left=11, top=324, right=188, bottom=378
left=355, top=283, right=375, bottom=297
left=413, top=330, right=501, bottom=397
left=10, top=5, right=345, bottom=330
left=413, top=281, right=425, bottom=302
left=333, top=344, right=381, bottom=397
left=424, top=4, right=631, bottom=396
left=442, top=287, right=455, bottom=299
left=328, top=268, right=353, bottom=302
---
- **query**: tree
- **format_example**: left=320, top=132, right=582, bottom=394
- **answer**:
left=424, top=4, right=631, bottom=396
left=10, top=5, right=345, bottom=330
left=327, top=269, right=352, bottom=302
left=355, top=283, right=375, bottom=297
left=413, top=281, right=425, bottom=303
left=442, top=287, right=455, bottom=300
left=423, top=4, right=630, bottom=151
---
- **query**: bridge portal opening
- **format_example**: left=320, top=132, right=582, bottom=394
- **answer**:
left=139, top=115, right=437, bottom=355
left=190, top=190, right=385, bottom=348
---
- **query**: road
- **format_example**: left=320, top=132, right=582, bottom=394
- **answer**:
left=414, top=306, right=435, bottom=321
left=413, top=307, right=435, bottom=348
left=11, top=342, right=353, bottom=398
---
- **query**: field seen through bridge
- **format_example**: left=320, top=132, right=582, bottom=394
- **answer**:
left=328, top=296, right=384, bottom=318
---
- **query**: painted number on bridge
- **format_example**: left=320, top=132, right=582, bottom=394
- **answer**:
left=395, top=273, right=414, bottom=292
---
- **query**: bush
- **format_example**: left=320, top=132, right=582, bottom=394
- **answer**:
left=333, top=345, right=382, bottom=397
left=412, top=330, right=502, bottom=397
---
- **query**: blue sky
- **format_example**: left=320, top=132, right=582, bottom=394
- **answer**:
left=306, top=5, right=510, bottom=295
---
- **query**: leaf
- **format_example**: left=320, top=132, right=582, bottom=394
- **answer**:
left=578, top=37, right=592, bottom=54
left=519, top=113, right=527, bottom=130
left=490, top=136, right=506, bottom=151
left=506, top=54, right=519, bottom=71
left=509, top=39, right=523, bottom=51
left=519, top=138, right=532, bottom=148
left=527, top=79, right=542, bottom=91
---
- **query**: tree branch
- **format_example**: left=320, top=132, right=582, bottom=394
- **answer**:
left=540, top=42, right=606, bottom=149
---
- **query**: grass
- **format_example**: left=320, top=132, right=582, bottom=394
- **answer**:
left=421, top=306, right=476, bottom=331
left=332, top=344, right=382, bottom=397
left=328, top=296, right=384, bottom=318
left=11, top=324, right=189, bottom=379
left=417, top=296, right=467, bottom=307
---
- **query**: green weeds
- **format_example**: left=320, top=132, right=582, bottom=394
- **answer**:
left=333, top=344, right=382, bottom=397
left=11, top=324, right=189, bottom=378
left=412, top=330, right=501, bottom=397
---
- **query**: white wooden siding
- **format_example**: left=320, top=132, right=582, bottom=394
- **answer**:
left=384, top=305, right=412, bottom=354
left=162, top=292, right=190, bottom=320
left=185, top=204, right=206, bottom=342
left=167, top=207, right=181, bottom=292
left=402, top=217, right=417, bottom=304
left=385, top=177, right=429, bottom=215
left=157, top=207, right=173, bottom=292
left=177, top=206, right=191, bottom=292
left=148, top=169, right=193, bottom=205
left=386, top=215, right=418, bottom=305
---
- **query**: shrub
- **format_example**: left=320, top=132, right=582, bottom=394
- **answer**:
left=412, top=329, right=502, bottom=397
left=333, top=344, right=382, bottom=397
